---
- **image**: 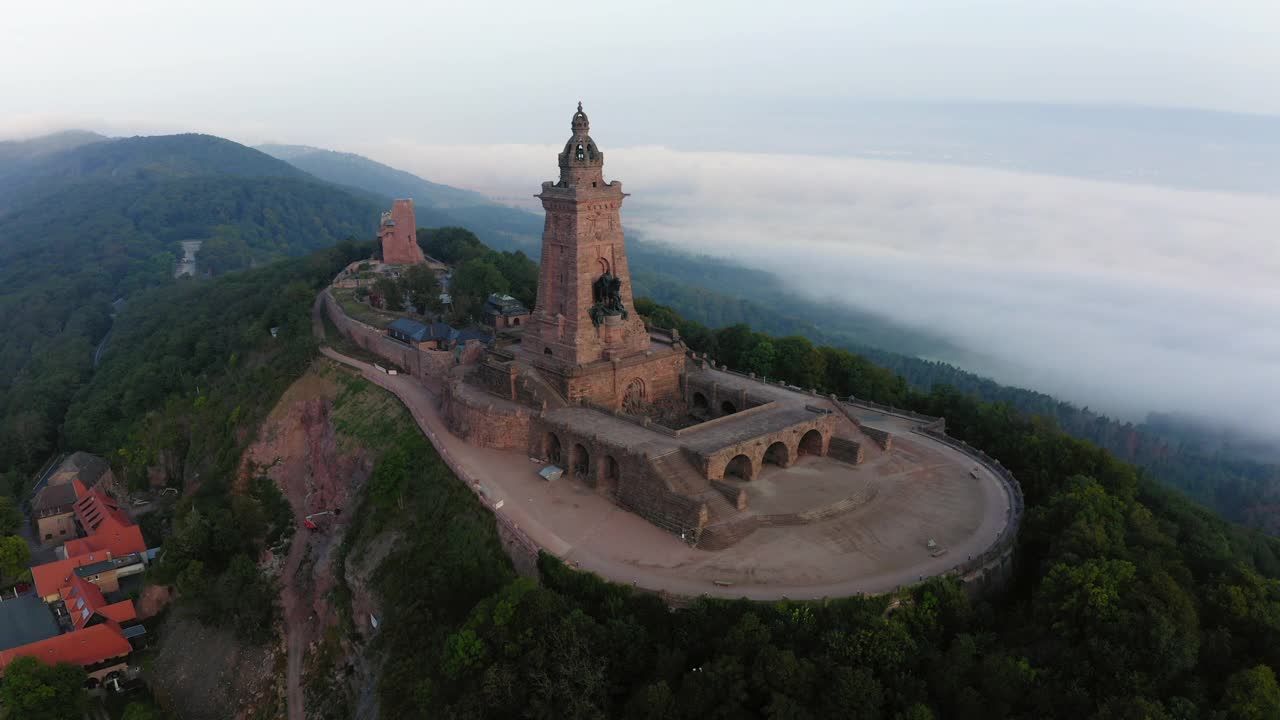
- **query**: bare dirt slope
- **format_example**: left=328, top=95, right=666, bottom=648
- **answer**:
left=149, top=616, right=281, bottom=720
left=240, top=358, right=404, bottom=720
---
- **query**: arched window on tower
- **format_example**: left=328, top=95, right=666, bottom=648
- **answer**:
left=576, top=144, right=585, bottom=161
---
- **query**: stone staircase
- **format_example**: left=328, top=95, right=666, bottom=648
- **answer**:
left=513, top=363, right=569, bottom=410
left=645, top=450, right=773, bottom=550
left=648, top=450, right=710, bottom=497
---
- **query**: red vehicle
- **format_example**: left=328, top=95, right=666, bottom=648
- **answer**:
left=303, top=509, right=340, bottom=531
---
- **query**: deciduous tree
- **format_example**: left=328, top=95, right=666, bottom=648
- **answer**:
left=0, top=656, right=87, bottom=720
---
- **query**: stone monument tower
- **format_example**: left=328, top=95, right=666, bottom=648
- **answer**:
left=523, top=103, right=650, bottom=365
left=513, top=103, right=685, bottom=410
left=378, top=198, right=425, bottom=265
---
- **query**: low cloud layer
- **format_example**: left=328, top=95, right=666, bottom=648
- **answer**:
left=356, top=140, right=1280, bottom=428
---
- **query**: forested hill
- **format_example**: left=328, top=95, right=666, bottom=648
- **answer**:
left=0, top=130, right=106, bottom=181
left=0, top=132, right=381, bottom=489
left=0, top=133, right=312, bottom=202
left=258, top=143, right=488, bottom=208
left=259, top=143, right=543, bottom=250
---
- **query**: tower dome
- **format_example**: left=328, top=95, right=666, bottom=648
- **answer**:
left=558, top=101, right=604, bottom=187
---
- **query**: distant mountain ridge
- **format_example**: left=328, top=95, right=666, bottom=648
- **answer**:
left=0, top=129, right=106, bottom=166
left=257, top=143, right=489, bottom=208
left=258, top=142, right=545, bottom=253
left=0, top=134, right=309, bottom=203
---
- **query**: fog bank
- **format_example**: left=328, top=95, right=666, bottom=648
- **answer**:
left=354, top=140, right=1280, bottom=428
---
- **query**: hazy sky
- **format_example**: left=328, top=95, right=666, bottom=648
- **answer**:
left=3, top=1, right=1280, bottom=145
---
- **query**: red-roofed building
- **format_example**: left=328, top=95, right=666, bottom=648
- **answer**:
left=0, top=577, right=143, bottom=682
left=7, top=455, right=152, bottom=680
left=33, top=487, right=150, bottom=601
left=62, top=523, right=146, bottom=560
left=73, top=489, right=133, bottom=538
left=33, top=550, right=147, bottom=602
left=0, top=623, right=133, bottom=680
left=32, top=554, right=101, bottom=603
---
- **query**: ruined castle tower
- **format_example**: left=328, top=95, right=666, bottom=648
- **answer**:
left=378, top=199, right=425, bottom=265
left=522, top=103, right=650, bottom=365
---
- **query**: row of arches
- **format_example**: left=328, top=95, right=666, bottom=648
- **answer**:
left=722, top=429, right=827, bottom=482
left=691, top=391, right=737, bottom=417
left=544, top=431, right=620, bottom=491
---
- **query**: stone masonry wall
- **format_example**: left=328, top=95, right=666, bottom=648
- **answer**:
left=700, top=414, right=838, bottom=481
left=615, top=458, right=708, bottom=539
left=322, top=291, right=456, bottom=382
left=441, top=380, right=533, bottom=452
left=861, top=426, right=894, bottom=451
left=710, top=479, right=749, bottom=511
left=533, top=418, right=706, bottom=538
left=378, top=199, right=426, bottom=265
left=828, top=437, right=865, bottom=465
left=562, top=351, right=685, bottom=409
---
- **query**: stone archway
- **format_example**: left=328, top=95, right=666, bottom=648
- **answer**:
left=691, top=391, right=709, bottom=415
left=622, top=377, right=646, bottom=414
left=571, top=443, right=591, bottom=481
left=799, top=428, right=825, bottom=457
left=721, top=399, right=738, bottom=415
left=725, top=454, right=754, bottom=481
left=600, top=454, right=620, bottom=493
left=763, top=441, right=791, bottom=468
left=545, top=432, right=562, bottom=465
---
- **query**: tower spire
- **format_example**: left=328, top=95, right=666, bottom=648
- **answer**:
left=571, top=101, right=590, bottom=137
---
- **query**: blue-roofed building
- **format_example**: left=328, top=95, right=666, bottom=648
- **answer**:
left=450, top=327, right=493, bottom=348
left=387, top=318, right=430, bottom=347
left=387, top=318, right=455, bottom=350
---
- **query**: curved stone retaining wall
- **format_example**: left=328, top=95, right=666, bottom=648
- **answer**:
left=917, top=428, right=1024, bottom=594
left=441, top=379, right=533, bottom=452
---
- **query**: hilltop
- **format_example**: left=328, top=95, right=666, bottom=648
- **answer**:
left=0, top=133, right=313, bottom=203
left=0, top=132, right=381, bottom=486
left=0, top=129, right=106, bottom=169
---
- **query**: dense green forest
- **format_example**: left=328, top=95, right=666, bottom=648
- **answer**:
left=416, top=226, right=538, bottom=319
left=0, top=134, right=380, bottom=493
left=61, top=240, right=369, bottom=639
